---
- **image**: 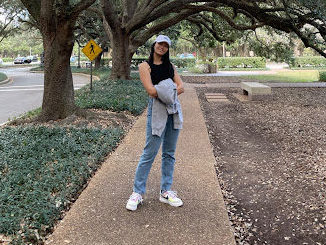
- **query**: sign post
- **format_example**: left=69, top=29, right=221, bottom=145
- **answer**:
left=82, top=39, right=103, bottom=91
left=90, top=61, right=93, bottom=90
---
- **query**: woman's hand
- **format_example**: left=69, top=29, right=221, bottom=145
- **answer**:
left=172, top=65, right=184, bottom=95
left=177, top=84, right=184, bottom=95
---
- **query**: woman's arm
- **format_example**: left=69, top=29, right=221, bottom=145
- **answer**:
left=172, top=64, right=184, bottom=95
left=139, top=62, right=158, bottom=97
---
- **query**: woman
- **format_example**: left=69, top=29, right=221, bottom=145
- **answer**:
left=126, top=35, right=185, bottom=211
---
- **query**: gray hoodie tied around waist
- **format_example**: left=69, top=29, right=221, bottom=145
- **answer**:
left=152, top=78, right=183, bottom=137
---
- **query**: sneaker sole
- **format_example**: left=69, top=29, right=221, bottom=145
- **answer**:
left=159, top=196, right=183, bottom=207
left=126, top=204, right=137, bottom=211
left=126, top=201, right=142, bottom=211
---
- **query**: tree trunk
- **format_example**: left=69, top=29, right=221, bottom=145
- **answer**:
left=39, top=24, right=76, bottom=121
left=110, top=31, right=133, bottom=79
left=94, top=52, right=102, bottom=69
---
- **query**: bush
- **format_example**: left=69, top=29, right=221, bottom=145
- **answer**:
left=171, top=58, right=196, bottom=68
left=217, top=57, right=266, bottom=68
left=93, top=57, right=196, bottom=70
left=75, top=78, right=148, bottom=115
left=2, top=57, right=13, bottom=62
left=292, top=56, right=326, bottom=68
left=0, top=72, right=7, bottom=82
left=188, top=65, right=204, bottom=73
left=103, top=58, right=147, bottom=68
left=319, top=71, right=326, bottom=81
left=0, top=126, right=123, bottom=243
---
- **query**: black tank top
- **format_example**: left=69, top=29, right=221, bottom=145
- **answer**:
left=147, top=61, right=174, bottom=85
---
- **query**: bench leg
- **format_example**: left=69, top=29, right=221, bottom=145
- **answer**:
left=249, top=94, right=272, bottom=101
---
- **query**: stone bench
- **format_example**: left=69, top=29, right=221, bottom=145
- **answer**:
left=240, top=82, right=272, bottom=101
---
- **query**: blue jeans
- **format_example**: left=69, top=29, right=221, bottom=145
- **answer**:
left=133, top=98, right=180, bottom=194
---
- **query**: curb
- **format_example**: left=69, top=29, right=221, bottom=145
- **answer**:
left=0, top=77, right=12, bottom=86
left=30, top=70, right=100, bottom=81
left=72, top=72, right=100, bottom=81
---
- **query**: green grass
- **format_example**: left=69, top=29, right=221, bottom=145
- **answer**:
left=217, top=67, right=269, bottom=71
left=290, top=67, right=326, bottom=70
left=240, top=70, right=323, bottom=82
left=0, top=72, right=7, bottom=82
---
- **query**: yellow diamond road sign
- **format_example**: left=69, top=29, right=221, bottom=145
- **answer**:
left=82, top=39, right=103, bottom=61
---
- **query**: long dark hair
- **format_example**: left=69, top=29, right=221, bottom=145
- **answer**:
left=148, top=42, right=174, bottom=76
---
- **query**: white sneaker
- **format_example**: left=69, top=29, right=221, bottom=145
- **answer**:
left=159, top=190, right=183, bottom=207
left=126, top=192, right=143, bottom=211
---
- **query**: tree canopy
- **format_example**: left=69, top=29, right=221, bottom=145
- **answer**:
left=9, top=0, right=326, bottom=121
left=99, top=0, right=326, bottom=79
left=0, top=0, right=25, bottom=43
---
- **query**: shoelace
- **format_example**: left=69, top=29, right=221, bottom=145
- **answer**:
left=164, top=190, right=178, bottom=198
left=130, top=193, right=141, bottom=202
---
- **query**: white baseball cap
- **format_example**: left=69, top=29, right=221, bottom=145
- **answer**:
left=154, top=35, right=171, bottom=46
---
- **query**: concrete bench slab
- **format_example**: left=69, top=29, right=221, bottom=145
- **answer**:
left=240, top=82, right=272, bottom=101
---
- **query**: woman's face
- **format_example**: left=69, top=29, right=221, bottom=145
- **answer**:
left=154, top=42, right=169, bottom=56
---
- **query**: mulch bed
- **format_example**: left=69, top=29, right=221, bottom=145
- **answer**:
left=7, top=109, right=136, bottom=131
left=184, top=76, right=326, bottom=245
left=180, top=75, right=247, bottom=84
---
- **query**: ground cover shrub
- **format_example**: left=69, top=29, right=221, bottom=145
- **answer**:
left=292, top=56, right=326, bottom=68
left=188, top=65, right=204, bottom=73
left=0, top=72, right=7, bottom=82
left=2, top=57, right=13, bottom=62
left=319, top=71, right=326, bottom=81
left=217, top=57, right=266, bottom=68
left=75, top=78, right=148, bottom=115
left=199, top=61, right=217, bottom=73
left=171, top=58, right=196, bottom=68
left=187, top=61, right=217, bottom=73
left=0, top=126, right=123, bottom=243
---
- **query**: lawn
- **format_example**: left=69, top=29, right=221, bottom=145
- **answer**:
left=241, top=70, right=324, bottom=82
left=0, top=72, right=7, bottom=82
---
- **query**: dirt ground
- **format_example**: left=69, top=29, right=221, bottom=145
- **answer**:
left=6, top=109, right=136, bottom=131
left=186, top=76, right=326, bottom=245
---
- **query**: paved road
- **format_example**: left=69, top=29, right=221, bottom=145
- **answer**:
left=0, top=66, right=90, bottom=125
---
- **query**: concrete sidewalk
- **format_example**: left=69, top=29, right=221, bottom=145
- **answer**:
left=46, top=87, right=236, bottom=245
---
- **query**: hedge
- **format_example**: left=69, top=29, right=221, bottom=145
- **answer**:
left=319, top=71, right=326, bottom=81
left=0, top=72, right=7, bottom=82
left=2, top=57, right=14, bottom=62
left=292, top=56, right=326, bottom=68
left=217, top=57, right=266, bottom=68
left=101, top=57, right=196, bottom=68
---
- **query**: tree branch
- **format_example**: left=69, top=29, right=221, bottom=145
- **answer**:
left=131, top=7, right=201, bottom=49
left=128, top=0, right=217, bottom=34
left=187, top=16, right=227, bottom=42
left=20, top=0, right=42, bottom=21
left=100, top=0, right=120, bottom=30
left=71, top=0, right=97, bottom=20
